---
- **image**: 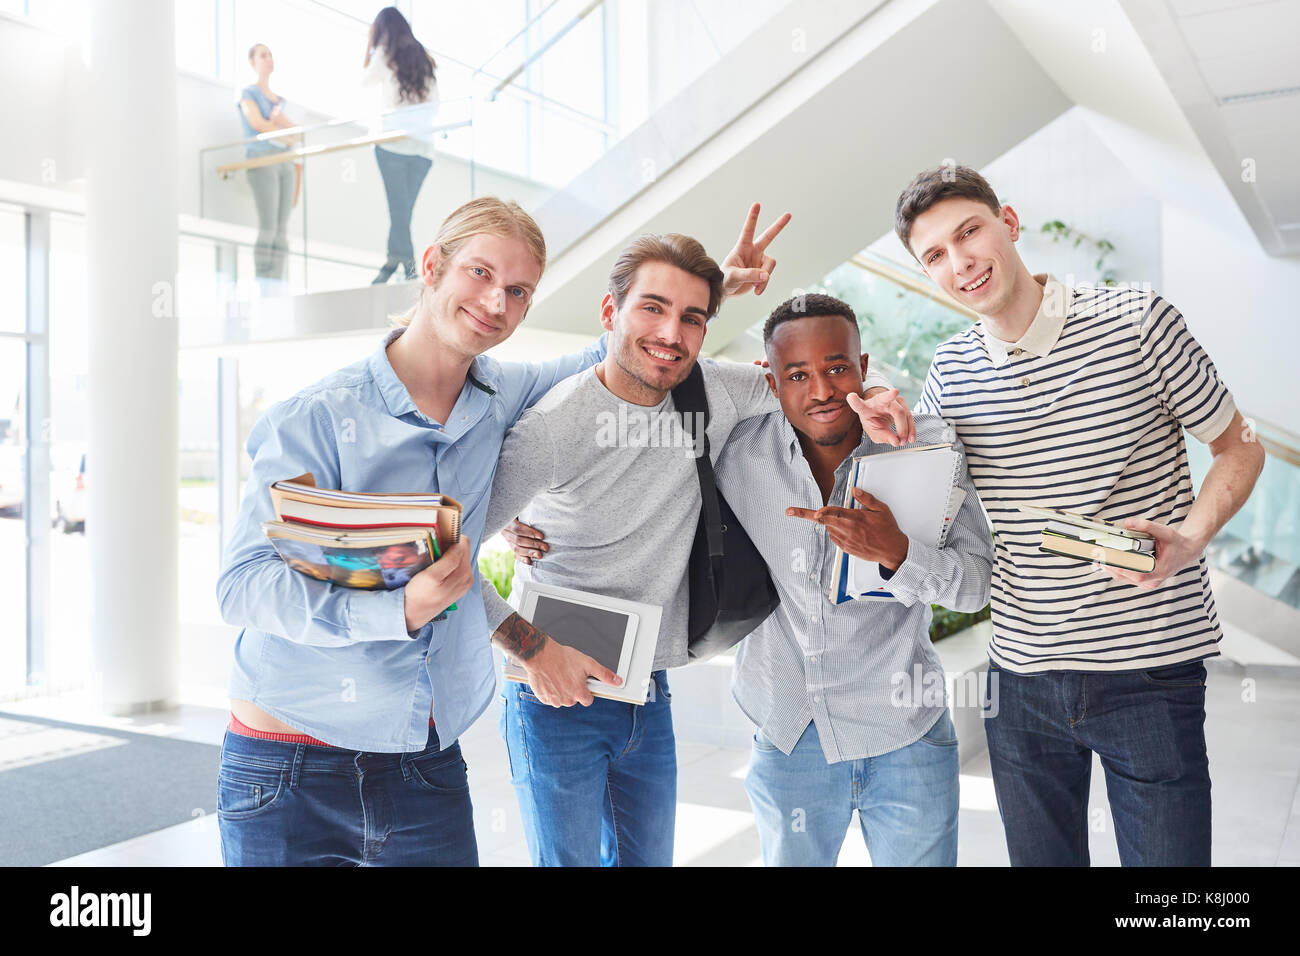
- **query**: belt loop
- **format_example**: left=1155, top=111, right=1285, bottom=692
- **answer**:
left=289, top=743, right=306, bottom=789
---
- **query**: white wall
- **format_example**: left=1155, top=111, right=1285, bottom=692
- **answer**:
left=1161, top=202, right=1300, bottom=435
left=0, top=14, right=83, bottom=188
left=984, top=0, right=1300, bottom=435
left=869, top=107, right=1164, bottom=290
left=981, top=107, right=1163, bottom=290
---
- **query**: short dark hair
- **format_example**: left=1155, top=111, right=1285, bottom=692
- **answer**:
left=895, top=165, right=1001, bottom=257
left=763, top=293, right=858, bottom=346
left=608, top=234, right=725, bottom=319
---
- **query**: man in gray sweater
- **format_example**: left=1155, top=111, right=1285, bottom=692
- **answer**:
left=480, top=214, right=915, bottom=866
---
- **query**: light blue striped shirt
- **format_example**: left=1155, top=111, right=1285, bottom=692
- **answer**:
left=717, top=413, right=993, bottom=762
left=216, top=327, right=606, bottom=752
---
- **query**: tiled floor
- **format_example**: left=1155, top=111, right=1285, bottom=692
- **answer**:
left=12, top=654, right=1300, bottom=868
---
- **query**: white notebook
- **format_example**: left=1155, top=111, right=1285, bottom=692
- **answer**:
left=830, top=443, right=965, bottom=602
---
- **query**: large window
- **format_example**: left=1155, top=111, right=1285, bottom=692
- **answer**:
left=230, top=0, right=388, bottom=119
left=1, top=202, right=29, bottom=697
left=0, top=204, right=23, bottom=332
left=175, top=0, right=221, bottom=77
left=46, top=212, right=90, bottom=693
left=0, top=337, right=26, bottom=696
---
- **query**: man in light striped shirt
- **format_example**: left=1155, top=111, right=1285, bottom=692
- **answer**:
left=890, top=164, right=1265, bottom=866
left=715, top=294, right=993, bottom=866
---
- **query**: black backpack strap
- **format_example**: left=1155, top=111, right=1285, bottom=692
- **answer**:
left=672, top=364, right=724, bottom=560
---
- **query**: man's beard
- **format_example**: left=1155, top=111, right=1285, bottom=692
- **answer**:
left=814, top=428, right=852, bottom=447
left=614, top=342, right=691, bottom=397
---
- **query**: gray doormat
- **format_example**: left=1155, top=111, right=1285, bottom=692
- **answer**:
left=0, top=711, right=220, bottom=866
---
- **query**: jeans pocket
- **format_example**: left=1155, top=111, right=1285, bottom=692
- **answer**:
left=652, top=671, right=671, bottom=703
left=920, top=710, right=960, bottom=747
left=1141, top=660, right=1207, bottom=688
left=217, top=766, right=286, bottom=820
left=752, top=729, right=780, bottom=753
left=407, top=744, right=470, bottom=795
left=517, top=684, right=545, bottom=706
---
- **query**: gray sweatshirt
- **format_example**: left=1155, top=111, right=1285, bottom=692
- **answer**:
left=482, top=359, right=890, bottom=669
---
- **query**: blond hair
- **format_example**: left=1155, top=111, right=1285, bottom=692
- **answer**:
left=393, top=196, right=547, bottom=327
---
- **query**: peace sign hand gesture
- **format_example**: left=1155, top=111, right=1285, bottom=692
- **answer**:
left=721, top=202, right=791, bottom=299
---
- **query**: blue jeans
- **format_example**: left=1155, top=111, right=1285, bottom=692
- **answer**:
left=217, top=723, right=477, bottom=866
left=500, top=670, right=676, bottom=866
left=745, top=711, right=960, bottom=866
left=983, top=658, right=1211, bottom=866
left=374, top=145, right=432, bottom=276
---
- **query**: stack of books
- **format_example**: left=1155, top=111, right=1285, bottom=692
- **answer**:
left=262, top=473, right=462, bottom=591
left=1019, top=505, right=1156, bottom=573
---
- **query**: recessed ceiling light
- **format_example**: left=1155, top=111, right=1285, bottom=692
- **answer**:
left=1218, top=85, right=1300, bottom=105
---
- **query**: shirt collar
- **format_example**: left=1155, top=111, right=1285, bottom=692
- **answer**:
left=368, top=326, right=500, bottom=419
left=981, top=274, right=1071, bottom=368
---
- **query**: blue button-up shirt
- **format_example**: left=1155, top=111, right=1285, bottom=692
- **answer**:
left=216, top=327, right=606, bottom=752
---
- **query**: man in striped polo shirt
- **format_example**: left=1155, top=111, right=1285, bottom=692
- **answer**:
left=883, top=165, right=1265, bottom=866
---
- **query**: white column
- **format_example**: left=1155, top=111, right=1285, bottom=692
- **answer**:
left=85, top=0, right=180, bottom=713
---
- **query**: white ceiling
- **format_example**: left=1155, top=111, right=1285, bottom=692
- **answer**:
left=1123, top=0, right=1300, bottom=253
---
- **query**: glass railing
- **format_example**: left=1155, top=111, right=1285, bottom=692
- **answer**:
left=191, top=0, right=877, bottom=320
left=1189, top=419, right=1300, bottom=611
left=197, top=97, right=475, bottom=304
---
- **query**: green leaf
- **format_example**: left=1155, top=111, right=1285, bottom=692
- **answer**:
left=477, top=549, right=516, bottom=601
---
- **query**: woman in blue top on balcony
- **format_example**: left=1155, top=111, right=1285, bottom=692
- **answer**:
left=362, top=7, right=439, bottom=285
left=238, top=43, right=302, bottom=294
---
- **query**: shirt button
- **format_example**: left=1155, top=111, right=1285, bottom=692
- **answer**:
left=1020, top=377, right=1031, bottom=387
left=809, top=655, right=819, bottom=663
left=813, top=694, right=822, bottom=703
left=809, top=615, right=819, bottom=624
left=1012, top=348, right=1023, bottom=356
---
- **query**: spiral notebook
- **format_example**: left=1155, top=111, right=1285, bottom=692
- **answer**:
left=828, top=443, right=965, bottom=603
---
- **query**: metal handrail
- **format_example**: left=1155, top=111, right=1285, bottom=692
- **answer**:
left=1249, top=418, right=1300, bottom=469
left=487, top=0, right=606, bottom=101
left=212, top=118, right=472, bottom=176
left=206, top=97, right=471, bottom=154
left=847, top=252, right=980, bottom=321
left=474, top=0, right=569, bottom=75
